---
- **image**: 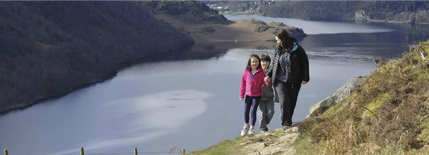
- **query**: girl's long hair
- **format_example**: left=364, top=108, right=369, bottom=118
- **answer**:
left=247, top=54, right=261, bottom=70
left=276, top=29, right=293, bottom=51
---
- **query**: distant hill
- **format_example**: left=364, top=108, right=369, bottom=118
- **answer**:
left=140, top=1, right=306, bottom=42
left=207, top=1, right=429, bottom=24
left=140, top=1, right=231, bottom=24
left=0, top=1, right=193, bottom=113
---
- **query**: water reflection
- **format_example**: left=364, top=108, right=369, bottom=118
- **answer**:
left=122, top=41, right=277, bottom=66
left=49, top=90, right=212, bottom=155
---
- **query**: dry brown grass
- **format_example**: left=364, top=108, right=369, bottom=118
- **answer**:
left=296, top=41, right=429, bottom=155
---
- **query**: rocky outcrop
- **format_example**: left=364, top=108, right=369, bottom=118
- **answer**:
left=239, top=127, right=300, bottom=155
left=390, top=10, right=429, bottom=24
left=245, top=19, right=307, bottom=41
left=308, top=76, right=365, bottom=117
left=355, top=10, right=371, bottom=21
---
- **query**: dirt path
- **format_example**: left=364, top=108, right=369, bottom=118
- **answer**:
left=230, top=127, right=300, bottom=155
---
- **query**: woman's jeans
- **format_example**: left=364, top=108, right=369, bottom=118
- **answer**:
left=274, top=80, right=301, bottom=126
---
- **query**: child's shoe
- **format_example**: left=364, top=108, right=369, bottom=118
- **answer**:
left=240, top=126, right=249, bottom=136
left=248, top=126, right=255, bottom=135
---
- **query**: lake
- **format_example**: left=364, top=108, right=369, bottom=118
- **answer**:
left=1, top=15, right=428, bottom=155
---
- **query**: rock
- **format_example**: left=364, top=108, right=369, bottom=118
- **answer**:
left=255, top=23, right=269, bottom=32
left=355, top=10, right=371, bottom=21
left=278, top=133, right=300, bottom=144
left=246, top=152, right=261, bottom=155
left=243, top=142, right=266, bottom=153
left=255, top=132, right=272, bottom=139
left=287, top=28, right=307, bottom=40
left=283, top=147, right=297, bottom=155
left=308, top=76, right=365, bottom=117
left=237, top=125, right=300, bottom=155
left=285, top=127, right=299, bottom=133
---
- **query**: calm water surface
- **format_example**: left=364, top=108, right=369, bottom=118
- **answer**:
left=1, top=15, right=429, bottom=155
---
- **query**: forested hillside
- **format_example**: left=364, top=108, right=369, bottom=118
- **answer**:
left=205, top=1, right=263, bottom=14
left=207, top=1, right=429, bottom=24
left=261, top=1, right=429, bottom=23
left=0, top=1, right=194, bottom=113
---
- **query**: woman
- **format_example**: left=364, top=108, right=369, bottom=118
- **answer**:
left=265, top=29, right=310, bottom=129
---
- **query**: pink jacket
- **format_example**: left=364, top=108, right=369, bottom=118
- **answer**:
left=240, top=67, right=270, bottom=99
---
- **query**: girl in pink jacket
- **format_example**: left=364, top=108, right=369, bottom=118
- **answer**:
left=239, top=54, right=270, bottom=136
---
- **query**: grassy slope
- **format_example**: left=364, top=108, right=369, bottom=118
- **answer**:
left=190, top=42, right=429, bottom=154
left=296, top=41, right=429, bottom=154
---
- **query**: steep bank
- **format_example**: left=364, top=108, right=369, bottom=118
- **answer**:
left=294, top=41, right=429, bottom=154
left=0, top=1, right=193, bottom=113
left=190, top=41, right=429, bottom=154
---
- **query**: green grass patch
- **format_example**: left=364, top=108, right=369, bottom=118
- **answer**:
left=272, top=129, right=284, bottom=137
left=321, top=101, right=341, bottom=117
left=415, top=69, right=429, bottom=82
left=421, top=42, right=429, bottom=46
left=418, top=119, right=429, bottom=142
left=219, top=11, right=232, bottom=15
left=293, top=136, right=320, bottom=155
left=190, top=138, right=241, bottom=155
left=322, top=93, right=357, bottom=118
left=362, top=93, right=390, bottom=118
left=219, top=11, right=246, bottom=15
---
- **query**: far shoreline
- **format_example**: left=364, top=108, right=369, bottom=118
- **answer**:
left=220, top=13, right=429, bottom=25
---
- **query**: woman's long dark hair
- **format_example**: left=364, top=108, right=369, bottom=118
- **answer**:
left=276, top=29, right=293, bottom=51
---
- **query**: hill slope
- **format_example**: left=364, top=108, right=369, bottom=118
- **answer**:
left=207, top=1, right=429, bottom=24
left=140, top=1, right=230, bottom=24
left=140, top=1, right=307, bottom=42
left=295, top=41, right=429, bottom=154
left=0, top=1, right=193, bottom=113
left=261, top=1, right=429, bottom=23
left=190, top=41, right=429, bottom=154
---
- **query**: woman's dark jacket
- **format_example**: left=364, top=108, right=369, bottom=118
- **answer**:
left=266, top=37, right=310, bottom=84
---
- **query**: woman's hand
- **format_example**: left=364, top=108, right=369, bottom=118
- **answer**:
left=239, top=98, right=243, bottom=101
left=302, top=81, right=308, bottom=85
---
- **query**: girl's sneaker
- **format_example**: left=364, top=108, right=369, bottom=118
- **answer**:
left=240, top=126, right=249, bottom=136
left=248, top=126, right=255, bottom=135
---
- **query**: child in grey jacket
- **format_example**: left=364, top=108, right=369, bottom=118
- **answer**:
left=258, top=54, right=275, bottom=133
